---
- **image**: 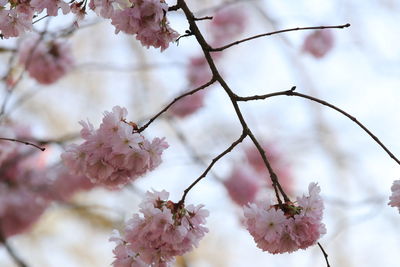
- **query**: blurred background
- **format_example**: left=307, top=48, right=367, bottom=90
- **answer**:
left=1, top=0, right=400, bottom=266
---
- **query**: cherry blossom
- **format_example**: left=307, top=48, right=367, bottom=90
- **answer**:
left=110, top=0, right=178, bottom=51
left=111, top=190, right=209, bottom=266
left=0, top=8, right=33, bottom=38
left=61, top=106, right=169, bottom=189
left=388, top=179, right=400, bottom=213
left=302, top=30, right=334, bottom=58
left=243, top=182, right=326, bottom=254
left=18, top=35, right=74, bottom=85
left=30, top=0, right=70, bottom=16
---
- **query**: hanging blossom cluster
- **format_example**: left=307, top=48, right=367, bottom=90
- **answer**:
left=110, top=190, right=209, bottom=267
left=61, top=106, right=169, bottom=189
left=18, top=34, right=74, bottom=85
left=388, top=179, right=400, bottom=213
left=243, top=182, right=326, bottom=254
left=0, top=0, right=70, bottom=38
left=91, top=0, right=179, bottom=51
left=0, top=0, right=178, bottom=51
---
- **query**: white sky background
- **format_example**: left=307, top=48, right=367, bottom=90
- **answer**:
left=1, top=0, right=400, bottom=266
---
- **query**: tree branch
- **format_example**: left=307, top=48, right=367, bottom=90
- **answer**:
left=138, top=78, right=216, bottom=133
left=0, top=137, right=46, bottom=151
left=317, top=242, right=331, bottom=267
left=178, top=131, right=247, bottom=205
left=236, top=87, right=400, bottom=165
left=210, top=23, right=350, bottom=52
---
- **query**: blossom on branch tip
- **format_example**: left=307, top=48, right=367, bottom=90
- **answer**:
left=110, top=190, right=209, bottom=266
left=243, top=182, right=326, bottom=254
left=388, top=179, right=400, bottom=213
left=61, top=106, right=169, bottom=189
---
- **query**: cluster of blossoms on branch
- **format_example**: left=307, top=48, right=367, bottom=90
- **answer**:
left=110, top=190, right=209, bottom=267
left=61, top=106, right=169, bottom=189
left=1, top=0, right=178, bottom=50
left=244, top=182, right=326, bottom=254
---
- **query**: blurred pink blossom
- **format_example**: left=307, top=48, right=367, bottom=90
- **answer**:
left=0, top=126, right=51, bottom=237
left=302, top=30, right=334, bottom=58
left=18, top=35, right=74, bottom=85
left=223, top=167, right=261, bottom=206
left=209, top=7, right=247, bottom=46
left=245, top=143, right=293, bottom=194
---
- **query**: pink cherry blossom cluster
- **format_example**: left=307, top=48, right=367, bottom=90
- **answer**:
left=61, top=106, right=169, bottom=189
left=0, top=0, right=70, bottom=38
left=90, top=0, right=179, bottom=51
left=1, top=0, right=177, bottom=51
left=223, top=142, right=293, bottom=206
left=110, top=190, right=209, bottom=267
left=388, top=179, right=400, bottom=213
left=170, top=7, right=248, bottom=118
left=18, top=34, right=74, bottom=85
left=302, top=29, right=334, bottom=58
left=243, top=182, right=326, bottom=254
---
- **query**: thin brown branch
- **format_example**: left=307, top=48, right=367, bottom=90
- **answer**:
left=178, top=131, right=247, bottom=205
left=194, top=16, right=213, bottom=21
left=317, top=242, right=331, bottom=267
left=177, top=0, right=290, bottom=204
left=0, top=231, right=28, bottom=267
left=138, top=78, right=216, bottom=132
left=0, top=137, right=46, bottom=151
left=210, top=23, right=350, bottom=52
left=237, top=87, right=400, bottom=165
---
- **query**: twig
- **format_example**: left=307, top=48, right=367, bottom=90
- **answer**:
left=194, top=16, right=213, bottom=21
left=237, top=87, right=400, bottom=165
left=210, top=24, right=350, bottom=52
left=317, top=242, right=331, bottom=267
left=138, top=78, right=216, bottom=133
left=0, top=137, right=46, bottom=151
left=177, top=0, right=290, bottom=204
left=0, top=232, right=28, bottom=267
left=178, top=131, right=247, bottom=205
